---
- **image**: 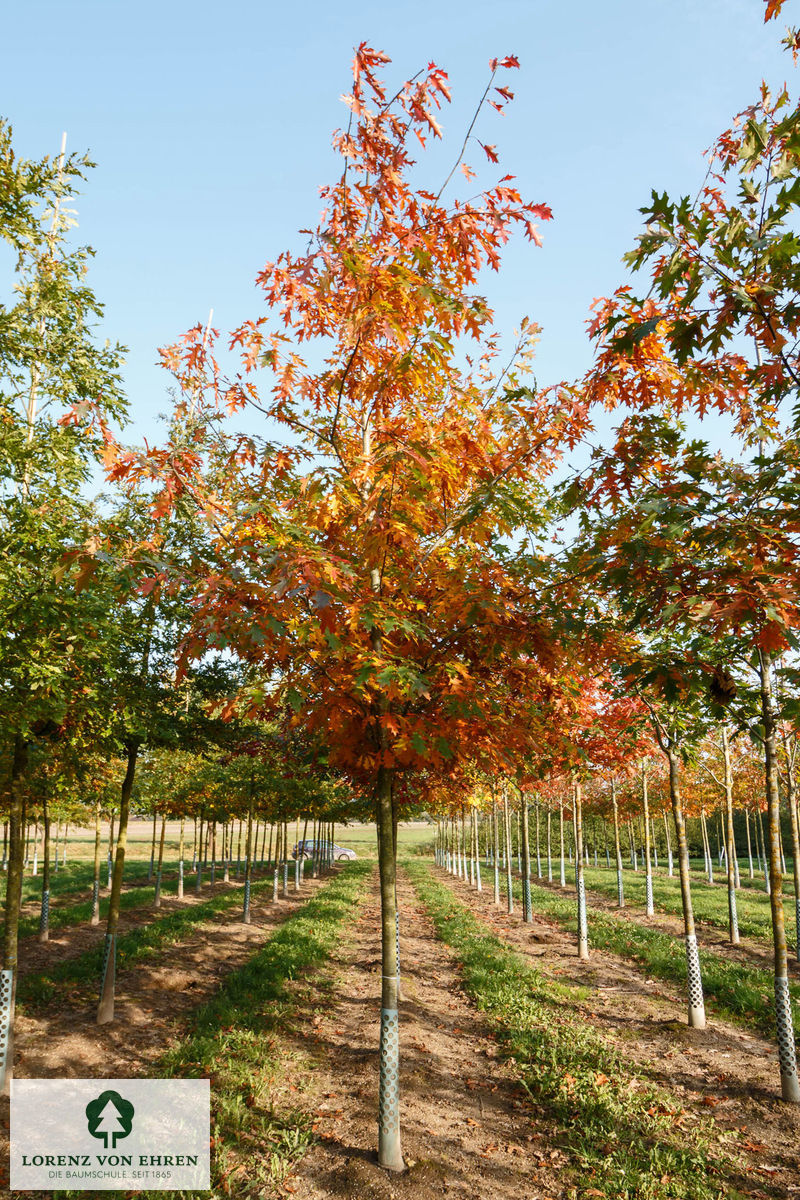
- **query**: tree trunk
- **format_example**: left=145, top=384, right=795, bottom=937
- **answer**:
left=195, top=809, right=205, bottom=893
left=492, top=803, right=500, bottom=905
left=502, top=785, right=514, bottom=915
left=154, top=814, right=166, bottom=907
left=91, top=801, right=102, bottom=925
left=107, top=811, right=115, bottom=889
left=745, top=807, right=755, bottom=880
left=147, top=811, right=157, bottom=881
left=98, top=742, right=138, bottom=1025
left=520, top=792, right=532, bottom=923
left=663, top=810, right=674, bottom=877
left=243, top=795, right=254, bottom=924
left=177, top=816, right=185, bottom=900
left=559, top=802, right=566, bottom=887
left=612, top=780, right=624, bottom=908
left=758, top=808, right=771, bottom=894
left=667, top=745, right=705, bottom=1030
left=642, top=765, right=654, bottom=916
left=721, top=728, right=740, bottom=946
left=574, top=779, right=589, bottom=960
left=1, top=735, right=29, bottom=1093
left=547, top=808, right=553, bottom=882
left=787, top=762, right=800, bottom=965
left=376, top=766, right=404, bottom=1171
left=38, top=794, right=51, bottom=942
left=759, top=651, right=800, bottom=1102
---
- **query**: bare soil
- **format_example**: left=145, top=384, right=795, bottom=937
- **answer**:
left=16, top=870, right=263, bottom=980
left=440, top=864, right=800, bottom=1199
left=0, top=873, right=331, bottom=1193
left=289, top=869, right=569, bottom=1200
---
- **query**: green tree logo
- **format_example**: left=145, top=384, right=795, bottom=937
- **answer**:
left=85, top=1090, right=135, bottom=1149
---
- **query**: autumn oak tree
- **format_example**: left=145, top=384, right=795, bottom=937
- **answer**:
left=97, top=46, right=592, bottom=1168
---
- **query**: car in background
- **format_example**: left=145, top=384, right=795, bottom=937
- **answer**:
left=292, top=839, right=357, bottom=862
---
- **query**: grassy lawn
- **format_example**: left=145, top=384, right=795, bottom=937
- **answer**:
left=574, top=865, right=796, bottom=948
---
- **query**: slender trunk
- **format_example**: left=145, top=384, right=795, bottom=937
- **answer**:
left=502, top=786, right=513, bottom=915
left=721, top=728, right=740, bottom=946
left=612, top=780, right=624, bottom=909
left=787, top=762, right=800, bottom=965
left=759, top=651, right=800, bottom=1102
left=38, top=795, right=51, bottom=942
left=758, top=808, right=771, bottom=894
left=91, top=802, right=102, bottom=925
left=663, top=810, right=674, bottom=877
left=473, top=809, right=482, bottom=892
left=520, top=793, right=532, bottom=923
left=153, top=814, right=166, bottom=907
left=107, top=811, right=115, bottom=889
left=177, top=816, right=185, bottom=900
left=376, top=766, right=404, bottom=1171
left=282, top=822, right=289, bottom=895
left=701, top=810, right=714, bottom=884
left=1, top=736, right=28, bottom=1093
left=559, top=802, right=566, bottom=888
left=573, top=779, right=589, bottom=960
left=667, top=745, right=705, bottom=1030
left=98, top=742, right=138, bottom=1025
left=243, top=794, right=254, bottom=924
left=195, top=809, right=205, bottom=893
left=547, top=808, right=553, bottom=882
left=745, top=807, right=755, bottom=879
left=492, top=803, right=500, bottom=905
left=642, top=765, right=654, bottom=916
left=147, top=811, right=157, bottom=881
left=534, top=800, right=542, bottom=879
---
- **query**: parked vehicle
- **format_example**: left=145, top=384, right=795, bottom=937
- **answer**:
left=292, top=839, right=357, bottom=862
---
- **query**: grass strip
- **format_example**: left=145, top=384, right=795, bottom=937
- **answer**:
left=576, top=865, right=795, bottom=947
left=473, top=867, right=800, bottom=1041
left=17, top=861, right=264, bottom=940
left=17, top=877, right=172, bottom=940
left=18, top=871, right=286, bottom=1008
left=145, top=860, right=373, bottom=1199
left=18, top=858, right=156, bottom=908
left=407, top=860, right=744, bottom=1200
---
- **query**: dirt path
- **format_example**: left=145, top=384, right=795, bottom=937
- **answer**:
left=289, top=868, right=565, bottom=1200
left=16, top=868, right=274, bottom=979
left=438, top=864, right=800, bottom=1197
left=8, top=873, right=330, bottom=1084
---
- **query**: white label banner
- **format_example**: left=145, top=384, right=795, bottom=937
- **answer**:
left=10, top=1079, right=210, bottom=1191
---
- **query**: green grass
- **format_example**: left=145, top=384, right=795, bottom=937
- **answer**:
left=474, top=865, right=800, bottom=1042
left=575, top=864, right=798, bottom=948
left=407, top=860, right=743, bottom=1200
left=18, top=869, right=290, bottom=1008
left=18, top=857, right=155, bottom=908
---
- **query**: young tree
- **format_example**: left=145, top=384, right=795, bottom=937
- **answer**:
left=99, top=47, right=588, bottom=1167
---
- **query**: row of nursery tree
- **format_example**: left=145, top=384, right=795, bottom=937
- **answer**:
left=4, top=0, right=800, bottom=1167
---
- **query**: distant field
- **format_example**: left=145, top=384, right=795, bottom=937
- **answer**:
left=34, top=817, right=434, bottom=864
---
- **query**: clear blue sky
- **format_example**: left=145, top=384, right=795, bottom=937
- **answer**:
left=2, top=1, right=794, bottom=446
